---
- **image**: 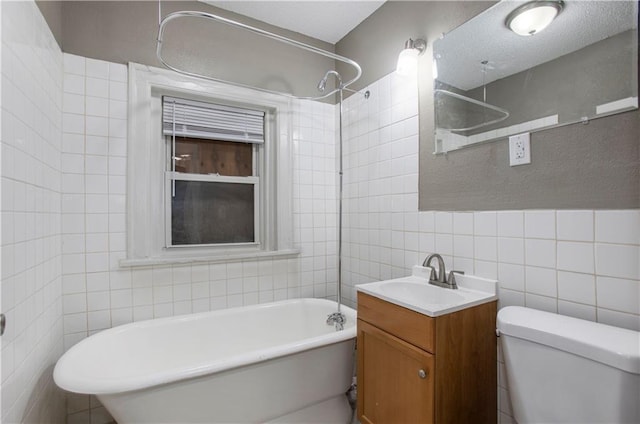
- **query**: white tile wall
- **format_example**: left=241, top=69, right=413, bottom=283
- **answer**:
left=60, top=54, right=338, bottom=422
left=1, top=1, right=65, bottom=423
left=341, top=70, right=640, bottom=423
left=341, top=72, right=421, bottom=298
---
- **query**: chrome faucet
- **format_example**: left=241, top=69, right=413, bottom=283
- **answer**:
left=422, top=253, right=463, bottom=290
left=327, top=311, right=346, bottom=331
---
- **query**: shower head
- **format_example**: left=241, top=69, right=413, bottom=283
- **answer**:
left=316, top=70, right=369, bottom=100
left=317, top=70, right=343, bottom=92
left=317, top=78, right=327, bottom=92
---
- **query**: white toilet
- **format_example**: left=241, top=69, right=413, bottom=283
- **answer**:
left=497, top=306, right=640, bottom=424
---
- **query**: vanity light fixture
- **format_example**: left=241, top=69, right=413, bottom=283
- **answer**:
left=396, top=38, right=427, bottom=76
left=506, top=0, right=564, bottom=36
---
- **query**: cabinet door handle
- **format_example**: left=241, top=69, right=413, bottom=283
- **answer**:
left=418, top=369, right=427, bottom=379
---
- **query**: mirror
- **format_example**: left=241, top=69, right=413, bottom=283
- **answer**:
left=433, top=0, right=638, bottom=154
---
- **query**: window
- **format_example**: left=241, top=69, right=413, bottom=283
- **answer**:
left=170, top=138, right=256, bottom=245
left=125, top=63, right=296, bottom=265
left=162, top=97, right=263, bottom=247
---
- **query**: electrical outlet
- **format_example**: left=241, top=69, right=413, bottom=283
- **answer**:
left=509, top=133, right=531, bottom=166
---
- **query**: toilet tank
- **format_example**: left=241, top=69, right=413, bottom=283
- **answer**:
left=497, top=306, right=640, bottom=424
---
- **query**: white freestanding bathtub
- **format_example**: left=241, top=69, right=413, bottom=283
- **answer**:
left=54, top=298, right=356, bottom=423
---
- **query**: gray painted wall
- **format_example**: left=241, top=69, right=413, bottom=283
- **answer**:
left=43, top=1, right=337, bottom=101
left=336, top=1, right=639, bottom=210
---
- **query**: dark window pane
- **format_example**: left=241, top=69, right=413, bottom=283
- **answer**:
left=174, top=137, right=253, bottom=176
left=172, top=181, right=254, bottom=245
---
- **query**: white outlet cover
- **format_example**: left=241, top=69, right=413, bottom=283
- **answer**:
left=509, top=133, right=531, bottom=166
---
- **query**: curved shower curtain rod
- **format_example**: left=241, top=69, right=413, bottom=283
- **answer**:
left=156, top=10, right=363, bottom=101
left=434, top=89, right=510, bottom=132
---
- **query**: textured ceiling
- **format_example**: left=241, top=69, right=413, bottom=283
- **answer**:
left=203, top=1, right=386, bottom=44
left=435, top=0, right=638, bottom=91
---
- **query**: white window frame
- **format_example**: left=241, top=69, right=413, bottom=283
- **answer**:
left=123, top=63, right=297, bottom=266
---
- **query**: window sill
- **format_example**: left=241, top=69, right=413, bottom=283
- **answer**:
left=119, top=248, right=300, bottom=268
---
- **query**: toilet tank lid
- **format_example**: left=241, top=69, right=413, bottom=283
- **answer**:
left=497, top=306, right=640, bottom=374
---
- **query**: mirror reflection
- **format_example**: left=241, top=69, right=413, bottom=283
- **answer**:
left=433, top=0, right=638, bottom=154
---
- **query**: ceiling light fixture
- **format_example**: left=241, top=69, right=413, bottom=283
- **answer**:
left=506, top=0, right=564, bottom=36
left=396, top=38, right=427, bottom=76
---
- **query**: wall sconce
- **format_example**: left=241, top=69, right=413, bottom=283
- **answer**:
left=396, top=38, right=426, bottom=76
left=505, top=0, right=564, bottom=36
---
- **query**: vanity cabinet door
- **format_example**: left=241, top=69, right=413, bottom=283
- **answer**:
left=357, top=319, right=435, bottom=424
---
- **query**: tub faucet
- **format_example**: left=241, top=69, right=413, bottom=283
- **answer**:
left=422, top=253, right=462, bottom=290
left=327, top=311, right=346, bottom=331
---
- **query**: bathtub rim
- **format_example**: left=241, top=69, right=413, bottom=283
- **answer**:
left=54, top=298, right=356, bottom=395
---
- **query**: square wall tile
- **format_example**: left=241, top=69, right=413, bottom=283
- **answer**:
left=419, top=211, right=435, bottom=233
left=452, top=257, right=474, bottom=274
left=64, top=54, right=85, bottom=75
left=63, top=274, right=87, bottom=295
left=88, top=310, right=111, bottom=331
left=557, top=210, right=593, bottom=242
left=596, top=277, right=639, bottom=315
left=86, top=273, right=110, bottom=292
left=86, top=96, right=109, bottom=117
left=63, top=313, right=87, bottom=335
left=109, top=81, right=127, bottom=101
left=595, top=210, right=640, bottom=245
left=453, top=235, right=474, bottom=258
left=595, top=244, right=639, bottom=280
left=435, top=234, right=453, bottom=255
left=86, top=116, right=108, bottom=137
left=557, top=242, right=594, bottom=274
left=453, top=212, right=473, bottom=235
left=133, top=288, right=152, bottom=307
left=524, top=210, right=555, bottom=239
left=525, top=266, right=557, bottom=297
left=63, top=93, right=84, bottom=115
left=474, top=260, right=497, bottom=280
left=62, top=235, right=85, bottom=254
left=86, top=58, right=110, bottom=79
left=87, top=291, right=110, bottom=311
left=435, top=212, right=453, bottom=233
left=498, top=263, right=525, bottom=292
left=474, top=212, right=497, bottom=236
left=64, top=74, right=84, bottom=95
left=63, top=293, right=87, bottom=314
left=525, top=239, right=556, bottom=268
left=557, top=271, right=595, bottom=305
left=109, top=63, right=128, bottom=82
left=498, top=238, right=525, bottom=265
left=498, top=211, right=524, bottom=238
left=475, top=236, right=497, bottom=262
left=86, top=77, right=109, bottom=98
left=63, top=113, right=84, bottom=134
left=498, top=289, right=525, bottom=308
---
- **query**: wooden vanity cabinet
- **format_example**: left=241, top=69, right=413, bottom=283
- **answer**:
left=357, top=292, right=497, bottom=424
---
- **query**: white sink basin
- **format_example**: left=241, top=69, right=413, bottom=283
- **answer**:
left=356, top=266, right=498, bottom=317
left=378, top=282, right=465, bottom=305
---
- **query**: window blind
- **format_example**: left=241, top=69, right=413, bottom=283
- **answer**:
left=162, top=96, right=265, bottom=144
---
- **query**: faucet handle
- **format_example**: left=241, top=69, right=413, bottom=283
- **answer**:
left=428, top=266, right=438, bottom=282
left=447, top=270, right=464, bottom=288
